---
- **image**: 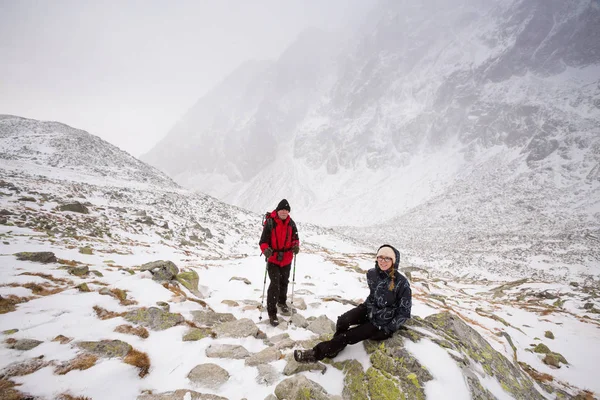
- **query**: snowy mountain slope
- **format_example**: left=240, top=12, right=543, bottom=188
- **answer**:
left=1, top=173, right=599, bottom=399
left=141, top=0, right=600, bottom=233
left=1, top=119, right=599, bottom=399
left=0, top=115, right=178, bottom=188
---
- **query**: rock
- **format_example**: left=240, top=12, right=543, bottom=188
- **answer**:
left=140, top=260, right=179, bottom=281
left=58, top=202, right=89, bottom=214
left=543, top=353, right=561, bottom=368
left=137, top=389, right=227, bottom=400
left=213, top=318, right=260, bottom=338
left=7, top=339, right=43, bottom=351
left=229, top=276, right=251, bottom=285
left=176, top=270, right=201, bottom=297
left=182, top=328, right=212, bottom=342
left=205, top=344, right=250, bottom=359
left=274, top=374, right=330, bottom=400
left=544, top=331, right=554, bottom=340
left=77, top=283, right=91, bottom=292
left=14, top=251, right=57, bottom=264
left=424, top=312, right=544, bottom=399
left=69, top=266, right=89, bottom=276
left=76, top=339, right=131, bottom=358
left=283, top=354, right=327, bottom=376
left=256, top=364, right=279, bottom=386
left=306, top=315, right=335, bottom=335
left=0, top=357, right=49, bottom=378
left=244, top=347, right=281, bottom=366
left=221, top=300, right=239, bottom=307
left=187, top=363, right=230, bottom=389
left=190, top=311, right=235, bottom=327
left=124, top=307, right=185, bottom=331
left=289, top=313, right=308, bottom=328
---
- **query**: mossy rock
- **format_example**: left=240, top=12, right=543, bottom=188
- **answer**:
left=69, top=266, right=89, bottom=276
left=183, top=328, right=212, bottom=341
left=79, top=247, right=93, bottom=255
left=369, top=349, right=430, bottom=400
left=14, top=251, right=57, bottom=263
left=337, top=359, right=369, bottom=400
left=544, top=331, right=554, bottom=339
left=176, top=270, right=199, bottom=293
left=367, top=367, right=403, bottom=400
left=77, top=283, right=91, bottom=292
left=533, top=343, right=550, bottom=354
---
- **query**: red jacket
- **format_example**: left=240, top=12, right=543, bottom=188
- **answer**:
left=259, top=210, right=299, bottom=267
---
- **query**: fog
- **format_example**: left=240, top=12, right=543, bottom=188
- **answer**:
left=0, top=0, right=373, bottom=156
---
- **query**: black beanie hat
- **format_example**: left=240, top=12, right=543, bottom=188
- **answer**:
left=276, top=199, right=291, bottom=212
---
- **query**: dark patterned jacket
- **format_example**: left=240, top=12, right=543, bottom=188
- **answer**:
left=364, top=245, right=412, bottom=333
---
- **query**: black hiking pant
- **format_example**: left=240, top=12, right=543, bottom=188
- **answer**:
left=313, top=303, right=392, bottom=361
left=267, top=262, right=291, bottom=317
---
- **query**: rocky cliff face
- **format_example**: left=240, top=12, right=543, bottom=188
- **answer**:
left=142, top=0, right=600, bottom=230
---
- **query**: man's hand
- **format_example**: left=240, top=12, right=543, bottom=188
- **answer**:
left=292, top=245, right=300, bottom=255
left=263, top=248, right=273, bottom=258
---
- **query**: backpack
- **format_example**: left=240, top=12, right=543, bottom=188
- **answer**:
left=262, top=211, right=275, bottom=231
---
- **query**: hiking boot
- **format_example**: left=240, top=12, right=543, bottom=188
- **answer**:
left=278, top=303, right=291, bottom=315
left=294, top=349, right=317, bottom=363
left=269, top=315, right=279, bottom=327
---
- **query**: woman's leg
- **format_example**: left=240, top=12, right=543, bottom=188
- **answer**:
left=335, top=303, right=369, bottom=336
left=313, top=321, right=380, bottom=360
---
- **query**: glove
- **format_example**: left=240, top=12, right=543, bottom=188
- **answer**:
left=292, top=245, right=300, bottom=255
left=263, top=248, right=273, bottom=258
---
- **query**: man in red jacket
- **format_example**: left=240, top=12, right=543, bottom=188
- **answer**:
left=259, top=199, right=300, bottom=326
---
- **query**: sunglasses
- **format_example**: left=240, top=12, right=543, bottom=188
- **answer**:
left=376, top=256, right=393, bottom=263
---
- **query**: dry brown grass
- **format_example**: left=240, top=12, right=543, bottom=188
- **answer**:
left=114, top=324, right=149, bottom=339
left=124, top=348, right=151, bottom=378
left=573, top=390, right=596, bottom=400
left=0, top=295, right=31, bottom=314
left=109, top=288, right=138, bottom=306
left=57, top=393, right=93, bottom=400
left=518, top=362, right=554, bottom=383
left=18, top=272, right=72, bottom=284
left=161, top=282, right=211, bottom=309
left=57, top=258, right=80, bottom=266
left=0, top=378, right=26, bottom=400
left=21, top=282, right=65, bottom=296
left=93, top=305, right=125, bottom=320
left=55, top=353, right=98, bottom=375
left=89, top=280, right=109, bottom=286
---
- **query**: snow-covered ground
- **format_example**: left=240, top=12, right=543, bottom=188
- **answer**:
left=1, top=168, right=599, bottom=399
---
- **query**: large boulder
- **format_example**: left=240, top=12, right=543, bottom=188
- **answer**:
left=423, top=312, right=545, bottom=399
left=187, top=363, right=230, bottom=389
left=140, top=260, right=179, bottom=281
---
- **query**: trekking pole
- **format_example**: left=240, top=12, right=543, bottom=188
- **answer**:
left=290, top=254, right=297, bottom=309
left=259, top=260, right=268, bottom=321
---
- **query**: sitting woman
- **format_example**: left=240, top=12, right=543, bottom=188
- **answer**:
left=294, top=244, right=412, bottom=363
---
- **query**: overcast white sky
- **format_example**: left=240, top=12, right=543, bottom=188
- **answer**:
left=0, top=0, right=373, bottom=157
